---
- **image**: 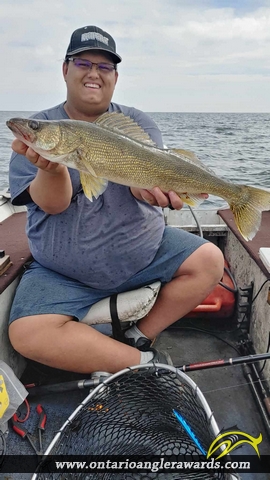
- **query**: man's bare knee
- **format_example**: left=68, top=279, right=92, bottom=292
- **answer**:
left=176, top=243, right=224, bottom=285
left=9, top=314, right=73, bottom=357
left=202, top=243, right=224, bottom=284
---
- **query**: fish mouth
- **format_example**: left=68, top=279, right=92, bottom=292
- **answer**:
left=6, top=119, right=35, bottom=143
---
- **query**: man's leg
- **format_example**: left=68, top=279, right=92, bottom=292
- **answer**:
left=9, top=315, right=142, bottom=373
left=134, top=242, right=224, bottom=339
left=8, top=259, right=173, bottom=373
left=8, top=240, right=223, bottom=373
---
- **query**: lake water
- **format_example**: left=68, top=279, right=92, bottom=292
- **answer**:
left=1, top=110, right=269, bottom=208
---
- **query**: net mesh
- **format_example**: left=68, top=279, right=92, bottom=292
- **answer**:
left=35, top=366, right=231, bottom=479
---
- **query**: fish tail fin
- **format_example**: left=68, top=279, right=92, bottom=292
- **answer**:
left=230, top=186, right=270, bottom=241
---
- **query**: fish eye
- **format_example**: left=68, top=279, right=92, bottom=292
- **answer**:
left=28, top=120, right=40, bottom=131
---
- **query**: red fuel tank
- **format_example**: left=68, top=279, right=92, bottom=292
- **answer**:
left=184, top=260, right=236, bottom=319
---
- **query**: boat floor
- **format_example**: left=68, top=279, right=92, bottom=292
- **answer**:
left=2, top=316, right=270, bottom=480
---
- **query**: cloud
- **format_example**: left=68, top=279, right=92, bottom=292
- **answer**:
left=1, top=0, right=270, bottom=111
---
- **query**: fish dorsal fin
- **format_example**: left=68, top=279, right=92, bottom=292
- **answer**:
left=170, top=148, right=216, bottom=175
left=94, top=112, right=157, bottom=147
left=171, top=149, right=204, bottom=166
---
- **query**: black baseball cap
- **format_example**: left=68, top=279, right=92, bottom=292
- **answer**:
left=65, top=26, right=122, bottom=64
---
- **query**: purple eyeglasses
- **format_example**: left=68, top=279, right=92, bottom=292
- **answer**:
left=67, top=57, right=116, bottom=73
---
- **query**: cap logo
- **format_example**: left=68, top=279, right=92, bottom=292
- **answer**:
left=81, top=32, right=109, bottom=46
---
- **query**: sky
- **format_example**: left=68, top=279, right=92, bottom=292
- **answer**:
left=1, top=0, right=270, bottom=112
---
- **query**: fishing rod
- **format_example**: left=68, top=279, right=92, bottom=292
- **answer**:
left=176, top=352, right=270, bottom=372
left=177, top=351, right=270, bottom=437
left=26, top=352, right=270, bottom=397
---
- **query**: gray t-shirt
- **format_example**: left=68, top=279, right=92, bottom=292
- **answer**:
left=9, top=102, right=165, bottom=289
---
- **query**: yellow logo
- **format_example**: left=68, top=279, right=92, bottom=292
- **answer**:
left=207, top=430, right=263, bottom=460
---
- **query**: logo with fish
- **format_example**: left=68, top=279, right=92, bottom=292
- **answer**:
left=173, top=410, right=262, bottom=460
left=207, top=430, right=263, bottom=460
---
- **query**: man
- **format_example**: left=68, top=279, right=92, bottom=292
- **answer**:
left=8, top=25, right=224, bottom=374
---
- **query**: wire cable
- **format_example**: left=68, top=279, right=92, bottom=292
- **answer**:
left=171, top=325, right=241, bottom=355
left=187, top=205, right=204, bottom=238
left=188, top=206, right=238, bottom=293
left=258, top=332, right=270, bottom=374
left=252, top=278, right=270, bottom=304
left=220, top=266, right=238, bottom=293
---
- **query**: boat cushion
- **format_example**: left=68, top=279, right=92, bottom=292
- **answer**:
left=81, top=281, right=161, bottom=325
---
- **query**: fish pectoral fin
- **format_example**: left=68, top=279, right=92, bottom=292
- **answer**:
left=75, top=148, right=98, bottom=177
left=94, top=112, right=157, bottom=147
left=178, top=193, right=205, bottom=208
left=79, top=172, right=108, bottom=201
left=76, top=148, right=108, bottom=200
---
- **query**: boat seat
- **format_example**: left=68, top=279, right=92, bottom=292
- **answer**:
left=81, top=281, right=161, bottom=326
left=0, top=212, right=32, bottom=295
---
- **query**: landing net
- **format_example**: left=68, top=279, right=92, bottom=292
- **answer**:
left=33, top=364, right=234, bottom=479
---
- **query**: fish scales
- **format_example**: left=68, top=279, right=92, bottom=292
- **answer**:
left=60, top=120, right=236, bottom=196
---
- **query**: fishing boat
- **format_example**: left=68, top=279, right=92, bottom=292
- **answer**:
left=0, top=187, right=269, bottom=480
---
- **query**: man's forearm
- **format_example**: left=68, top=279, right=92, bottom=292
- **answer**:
left=29, top=166, right=72, bottom=214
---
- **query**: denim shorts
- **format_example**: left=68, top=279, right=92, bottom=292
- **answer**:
left=9, top=226, right=207, bottom=324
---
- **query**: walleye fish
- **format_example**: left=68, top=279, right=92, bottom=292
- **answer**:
left=7, top=113, right=270, bottom=241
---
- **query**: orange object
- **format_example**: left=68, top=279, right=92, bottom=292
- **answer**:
left=185, top=261, right=236, bottom=319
